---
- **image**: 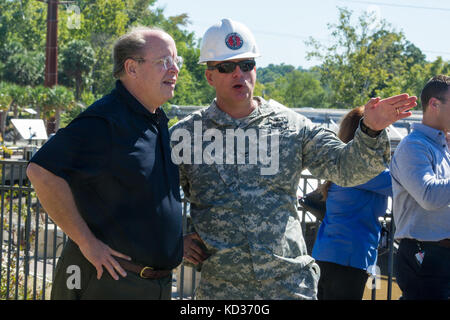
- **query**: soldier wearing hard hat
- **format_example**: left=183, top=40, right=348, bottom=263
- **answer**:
left=170, top=18, right=417, bottom=299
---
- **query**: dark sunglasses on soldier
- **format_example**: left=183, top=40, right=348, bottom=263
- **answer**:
left=207, top=60, right=256, bottom=73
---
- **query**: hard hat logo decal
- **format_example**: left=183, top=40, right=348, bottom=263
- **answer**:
left=225, top=33, right=243, bottom=50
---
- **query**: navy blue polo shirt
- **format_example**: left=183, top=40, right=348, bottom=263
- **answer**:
left=30, top=80, right=183, bottom=270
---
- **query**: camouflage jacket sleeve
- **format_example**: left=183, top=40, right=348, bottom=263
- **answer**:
left=169, top=125, right=191, bottom=201
left=301, top=122, right=391, bottom=187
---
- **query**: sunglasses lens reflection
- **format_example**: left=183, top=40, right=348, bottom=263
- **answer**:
left=214, top=60, right=255, bottom=73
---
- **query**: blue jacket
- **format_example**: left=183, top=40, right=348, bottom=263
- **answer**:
left=312, top=169, right=392, bottom=271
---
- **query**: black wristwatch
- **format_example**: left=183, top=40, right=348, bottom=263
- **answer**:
left=359, top=118, right=383, bottom=138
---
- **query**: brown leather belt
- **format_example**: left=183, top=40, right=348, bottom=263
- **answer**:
left=423, top=239, right=450, bottom=249
left=115, top=257, right=172, bottom=279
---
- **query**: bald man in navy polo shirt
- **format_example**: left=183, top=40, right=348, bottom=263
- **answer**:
left=26, top=27, right=183, bottom=300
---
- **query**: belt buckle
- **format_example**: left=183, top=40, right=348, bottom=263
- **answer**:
left=139, top=266, right=154, bottom=279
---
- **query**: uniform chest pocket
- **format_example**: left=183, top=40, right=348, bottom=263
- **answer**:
left=185, top=163, right=237, bottom=201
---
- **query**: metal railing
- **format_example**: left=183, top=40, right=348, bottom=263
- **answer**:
left=0, top=160, right=398, bottom=300
left=0, top=160, right=68, bottom=300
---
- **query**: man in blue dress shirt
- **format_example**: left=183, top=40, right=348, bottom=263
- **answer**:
left=391, top=75, right=450, bottom=300
left=26, top=27, right=184, bottom=299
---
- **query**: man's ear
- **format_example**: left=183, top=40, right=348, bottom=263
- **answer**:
left=124, top=59, right=138, bottom=78
left=205, top=69, right=214, bottom=86
left=429, top=97, right=441, bottom=111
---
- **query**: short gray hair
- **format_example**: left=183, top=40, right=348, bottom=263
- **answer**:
left=112, top=26, right=166, bottom=78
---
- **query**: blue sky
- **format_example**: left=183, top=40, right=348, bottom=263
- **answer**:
left=154, top=0, right=450, bottom=69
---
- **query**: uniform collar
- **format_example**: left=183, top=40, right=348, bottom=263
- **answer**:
left=203, top=96, right=274, bottom=127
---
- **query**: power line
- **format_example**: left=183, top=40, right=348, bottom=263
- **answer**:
left=191, top=13, right=450, bottom=57
left=248, top=28, right=450, bottom=56
left=335, top=1, right=450, bottom=55
left=422, top=50, right=450, bottom=56
left=338, top=0, right=450, bottom=12
left=253, top=32, right=450, bottom=56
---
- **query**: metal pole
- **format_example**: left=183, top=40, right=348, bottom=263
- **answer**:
left=44, top=0, right=58, bottom=88
left=387, top=213, right=396, bottom=300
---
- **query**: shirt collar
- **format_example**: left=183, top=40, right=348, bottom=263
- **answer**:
left=114, top=80, right=168, bottom=124
left=203, top=97, right=274, bottom=127
left=412, top=123, right=447, bottom=147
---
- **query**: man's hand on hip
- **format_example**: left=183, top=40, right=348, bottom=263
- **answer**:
left=78, top=238, right=131, bottom=280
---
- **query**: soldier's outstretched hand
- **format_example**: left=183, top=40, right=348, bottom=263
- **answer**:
left=363, top=94, right=417, bottom=131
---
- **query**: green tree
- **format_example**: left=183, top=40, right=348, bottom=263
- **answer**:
left=36, top=85, right=75, bottom=132
left=266, top=70, right=326, bottom=108
left=376, top=57, right=450, bottom=108
left=0, top=0, right=222, bottom=123
left=2, top=51, right=45, bottom=86
left=0, top=82, right=39, bottom=142
left=306, top=7, right=430, bottom=109
left=257, top=63, right=296, bottom=84
left=58, top=0, right=129, bottom=95
left=0, top=82, right=13, bottom=141
left=60, top=40, right=95, bottom=101
left=283, top=70, right=326, bottom=108
left=254, top=64, right=328, bottom=108
left=0, top=0, right=47, bottom=52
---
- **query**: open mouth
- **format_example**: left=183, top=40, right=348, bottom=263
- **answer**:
left=163, top=79, right=176, bottom=86
left=233, top=84, right=244, bottom=89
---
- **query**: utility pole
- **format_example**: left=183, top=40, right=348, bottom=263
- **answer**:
left=38, top=0, right=73, bottom=87
left=44, top=0, right=58, bottom=88
left=37, top=0, right=73, bottom=133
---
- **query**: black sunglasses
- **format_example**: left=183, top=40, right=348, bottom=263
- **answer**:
left=207, top=60, right=256, bottom=73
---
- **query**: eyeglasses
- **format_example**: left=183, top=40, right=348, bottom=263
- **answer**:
left=132, top=55, right=183, bottom=70
left=207, top=60, right=256, bottom=73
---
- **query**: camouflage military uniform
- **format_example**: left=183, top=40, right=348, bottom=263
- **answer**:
left=170, top=97, right=390, bottom=299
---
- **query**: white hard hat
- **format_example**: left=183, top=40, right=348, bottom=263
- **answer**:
left=198, top=18, right=261, bottom=64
